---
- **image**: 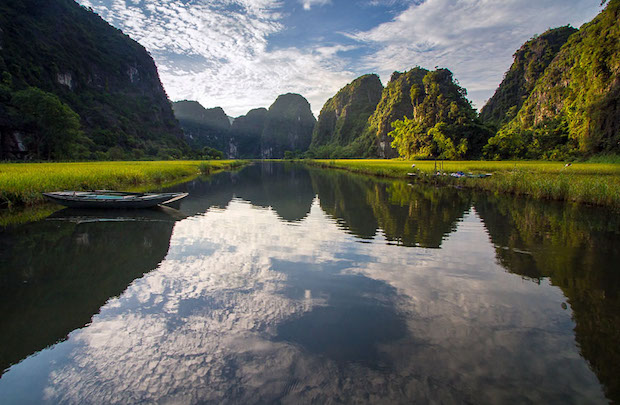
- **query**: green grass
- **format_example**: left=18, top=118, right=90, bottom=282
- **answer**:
left=307, top=159, right=620, bottom=210
left=0, top=160, right=247, bottom=209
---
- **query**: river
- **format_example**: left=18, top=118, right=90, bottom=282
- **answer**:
left=0, top=162, right=618, bottom=404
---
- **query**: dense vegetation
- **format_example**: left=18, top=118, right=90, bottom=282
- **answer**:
left=485, top=0, right=620, bottom=160
left=175, top=94, right=317, bottom=159
left=306, top=159, right=620, bottom=209
left=480, top=26, right=577, bottom=127
left=309, top=74, right=383, bottom=158
left=388, top=68, right=491, bottom=160
left=1, top=0, right=618, bottom=163
left=305, top=2, right=619, bottom=161
left=0, top=0, right=185, bottom=161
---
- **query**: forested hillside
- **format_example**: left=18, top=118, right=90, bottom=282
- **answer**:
left=485, top=0, right=620, bottom=159
left=480, top=26, right=577, bottom=127
left=0, top=0, right=184, bottom=160
left=230, top=108, right=267, bottom=158
left=388, top=68, right=491, bottom=159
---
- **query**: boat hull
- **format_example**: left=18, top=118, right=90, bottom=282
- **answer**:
left=43, top=191, right=188, bottom=209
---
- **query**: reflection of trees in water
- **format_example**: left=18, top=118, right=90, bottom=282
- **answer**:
left=368, top=182, right=471, bottom=247
left=309, top=169, right=471, bottom=247
left=309, top=169, right=379, bottom=239
left=0, top=211, right=176, bottom=374
left=475, top=195, right=620, bottom=402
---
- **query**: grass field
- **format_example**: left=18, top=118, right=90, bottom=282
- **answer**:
left=308, top=159, right=620, bottom=210
left=0, top=160, right=246, bottom=209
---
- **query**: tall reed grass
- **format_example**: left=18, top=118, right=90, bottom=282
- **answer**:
left=0, top=160, right=247, bottom=208
left=308, top=159, right=620, bottom=210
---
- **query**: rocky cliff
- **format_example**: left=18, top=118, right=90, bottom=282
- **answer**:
left=486, top=0, right=620, bottom=159
left=261, top=93, right=316, bottom=158
left=310, top=74, right=383, bottom=157
left=230, top=108, right=267, bottom=158
left=480, top=26, right=577, bottom=126
left=173, top=101, right=231, bottom=155
left=0, top=0, right=183, bottom=160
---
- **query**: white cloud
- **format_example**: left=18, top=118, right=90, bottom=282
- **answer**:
left=80, top=0, right=353, bottom=116
left=79, top=0, right=605, bottom=116
left=5, top=201, right=604, bottom=403
left=301, top=0, right=332, bottom=10
left=350, top=0, right=602, bottom=109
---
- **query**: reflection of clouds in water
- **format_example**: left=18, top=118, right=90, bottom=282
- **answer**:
left=31, top=201, right=605, bottom=403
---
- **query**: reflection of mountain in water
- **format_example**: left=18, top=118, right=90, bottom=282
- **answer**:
left=0, top=209, right=177, bottom=374
left=309, top=168, right=471, bottom=247
left=476, top=195, right=620, bottom=402
left=235, top=163, right=315, bottom=222
left=170, top=163, right=315, bottom=223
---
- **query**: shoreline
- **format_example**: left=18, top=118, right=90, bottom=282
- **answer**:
left=0, top=160, right=248, bottom=225
left=303, top=159, right=620, bottom=211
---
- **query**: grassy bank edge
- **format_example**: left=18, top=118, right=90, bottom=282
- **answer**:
left=0, top=160, right=248, bottom=210
left=304, top=159, right=620, bottom=210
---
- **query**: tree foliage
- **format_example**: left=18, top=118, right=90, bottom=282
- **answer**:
left=389, top=69, right=490, bottom=160
left=11, top=87, right=82, bottom=159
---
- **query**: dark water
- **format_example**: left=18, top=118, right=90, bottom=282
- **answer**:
left=0, top=163, right=618, bottom=404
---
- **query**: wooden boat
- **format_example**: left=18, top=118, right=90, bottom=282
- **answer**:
left=43, top=190, right=189, bottom=209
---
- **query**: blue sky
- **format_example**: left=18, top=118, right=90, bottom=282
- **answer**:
left=78, top=0, right=603, bottom=117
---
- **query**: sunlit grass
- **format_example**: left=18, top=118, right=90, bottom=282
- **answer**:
left=308, top=159, right=620, bottom=209
left=0, top=160, right=246, bottom=209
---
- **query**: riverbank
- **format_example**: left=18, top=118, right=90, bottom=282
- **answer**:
left=0, top=160, right=247, bottom=209
left=306, top=159, right=620, bottom=210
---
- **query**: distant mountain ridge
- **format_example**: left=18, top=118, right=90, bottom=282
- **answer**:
left=261, top=93, right=316, bottom=158
left=172, top=101, right=231, bottom=155
left=176, top=94, right=315, bottom=159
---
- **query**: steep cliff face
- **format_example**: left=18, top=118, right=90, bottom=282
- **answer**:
left=486, top=0, right=620, bottom=159
left=0, top=0, right=183, bottom=159
left=230, top=108, right=267, bottom=158
left=310, top=74, right=383, bottom=155
left=173, top=101, right=231, bottom=155
left=480, top=26, right=577, bottom=126
left=261, top=93, right=316, bottom=158
left=362, top=67, right=428, bottom=158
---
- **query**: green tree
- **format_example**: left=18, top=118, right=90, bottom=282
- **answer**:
left=11, top=87, right=82, bottom=160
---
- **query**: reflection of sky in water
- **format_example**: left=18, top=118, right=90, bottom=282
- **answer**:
left=0, top=199, right=606, bottom=404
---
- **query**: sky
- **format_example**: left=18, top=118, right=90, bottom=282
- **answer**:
left=77, top=0, right=603, bottom=117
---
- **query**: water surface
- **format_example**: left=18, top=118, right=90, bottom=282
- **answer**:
left=0, top=163, right=618, bottom=404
